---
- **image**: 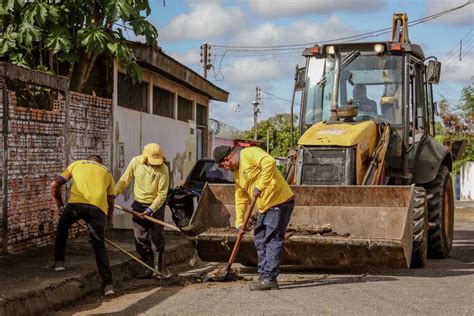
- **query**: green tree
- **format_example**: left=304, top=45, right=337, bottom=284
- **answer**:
left=0, top=0, right=158, bottom=92
left=241, top=113, right=298, bottom=157
left=436, top=85, right=474, bottom=173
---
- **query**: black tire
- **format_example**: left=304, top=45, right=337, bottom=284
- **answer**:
left=410, top=187, right=428, bottom=268
left=424, top=165, right=455, bottom=259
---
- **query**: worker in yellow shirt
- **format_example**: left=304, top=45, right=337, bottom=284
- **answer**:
left=213, top=145, right=295, bottom=291
left=115, top=143, right=169, bottom=279
left=50, top=155, right=116, bottom=296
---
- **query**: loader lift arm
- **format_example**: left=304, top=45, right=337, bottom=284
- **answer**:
left=392, top=13, right=409, bottom=43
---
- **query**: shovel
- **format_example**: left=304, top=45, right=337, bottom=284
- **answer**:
left=114, top=204, right=182, bottom=233
left=209, top=198, right=257, bottom=282
left=76, top=222, right=163, bottom=277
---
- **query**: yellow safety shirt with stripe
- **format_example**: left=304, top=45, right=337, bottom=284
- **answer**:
left=60, top=160, right=115, bottom=215
left=115, top=155, right=169, bottom=212
left=233, top=147, right=294, bottom=228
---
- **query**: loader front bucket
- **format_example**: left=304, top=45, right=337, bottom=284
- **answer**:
left=183, top=183, right=415, bottom=269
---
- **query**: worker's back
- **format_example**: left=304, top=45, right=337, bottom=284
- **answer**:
left=61, top=160, right=114, bottom=214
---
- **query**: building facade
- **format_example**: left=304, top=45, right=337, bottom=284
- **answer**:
left=112, top=43, right=228, bottom=228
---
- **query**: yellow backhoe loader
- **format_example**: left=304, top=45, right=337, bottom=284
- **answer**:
left=183, top=14, right=464, bottom=269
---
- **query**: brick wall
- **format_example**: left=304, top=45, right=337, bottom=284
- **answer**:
left=68, top=92, right=112, bottom=168
left=1, top=89, right=112, bottom=253
left=0, top=79, right=4, bottom=246
left=5, top=91, right=66, bottom=252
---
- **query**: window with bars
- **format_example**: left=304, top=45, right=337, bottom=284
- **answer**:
left=153, top=86, right=175, bottom=119
left=196, top=103, right=207, bottom=126
left=178, top=96, right=193, bottom=122
left=117, top=73, right=148, bottom=112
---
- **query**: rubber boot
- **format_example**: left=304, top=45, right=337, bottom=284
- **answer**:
left=135, top=252, right=154, bottom=279
left=152, top=251, right=163, bottom=279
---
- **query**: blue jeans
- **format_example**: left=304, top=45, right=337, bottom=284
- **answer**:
left=253, top=199, right=294, bottom=280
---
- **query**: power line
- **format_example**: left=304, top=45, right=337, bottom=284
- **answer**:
left=442, top=35, right=473, bottom=67
left=209, top=1, right=472, bottom=50
left=209, top=1, right=473, bottom=80
left=213, top=50, right=303, bottom=58
left=443, top=45, right=472, bottom=69
left=261, top=90, right=301, bottom=105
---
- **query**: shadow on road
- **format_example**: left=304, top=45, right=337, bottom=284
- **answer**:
left=450, top=230, right=474, bottom=263
left=278, top=274, right=398, bottom=290
left=243, top=227, right=474, bottom=281
left=378, top=229, right=474, bottom=278
left=105, top=286, right=183, bottom=316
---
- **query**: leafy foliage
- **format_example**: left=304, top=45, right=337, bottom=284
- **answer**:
left=0, top=0, right=158, bottom=92
left=241, top=113, right=298, bottom=158
left=436, top=85, right=474, bottom=173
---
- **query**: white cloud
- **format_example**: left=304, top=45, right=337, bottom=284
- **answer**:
left=248, top=0, right=386, bottom=17
left=160, top=1, right=245, bottom=42
left=211, top=17, right=352, bottom=85
left=216, top=56, right=296, bottom=84
left=426, top=0, right=473, bottom=26
left=206, top=16, right=353, bottom=128
left=231, top=16, right=353, bottom=46
left=441, top=55, right=474, bottom=83
left=168, top=48, right=201, bottom=65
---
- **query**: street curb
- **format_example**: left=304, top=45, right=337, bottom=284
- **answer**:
left=0, top=242, right=196, bottom=316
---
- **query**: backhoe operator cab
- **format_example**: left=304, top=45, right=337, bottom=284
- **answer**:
left=299, top=42, right=444, bottom=186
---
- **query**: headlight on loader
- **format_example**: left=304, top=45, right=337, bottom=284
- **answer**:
left=326, top=45, right=336, bottom=55
left=374, top=43, right=385, bottom=53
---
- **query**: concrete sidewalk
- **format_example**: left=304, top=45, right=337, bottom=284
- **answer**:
left=455, top=200, right=474, bottom=209
left=0, top=229, right=196, bottom=316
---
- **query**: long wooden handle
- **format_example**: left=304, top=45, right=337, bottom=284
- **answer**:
left=105, top=237, right=161, bottom=276
left=114, top=204, right=182, bottom=233
left=77, top=222, right=161, bottom=276
left=226, top=198, right=257, bottom=274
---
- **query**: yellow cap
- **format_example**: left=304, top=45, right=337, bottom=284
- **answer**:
left=142, top=143, right=165, bottom=166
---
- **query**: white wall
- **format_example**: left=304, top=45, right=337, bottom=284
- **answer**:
left=113, top=107, right=197, bottom=228
left=460, top=161, right=474, bottom=201
left=111, top=62, right=213, bottom=228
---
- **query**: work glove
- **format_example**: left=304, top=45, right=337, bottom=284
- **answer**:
left=56, top=203, right=64, bottom=213
left=141, top=207, right=154, bottom=218
left=253, top=187, right=261, bottom=198
left=248, top=212, right=258, bottom=230
left=236, top=225, right=243, bottom=234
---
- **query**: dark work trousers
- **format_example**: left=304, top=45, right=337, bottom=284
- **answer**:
left=253, top=199, right=295, bottom=281
left=131, top=201, right=166, bottom=259
left=54, top=203, right=113, bottom=287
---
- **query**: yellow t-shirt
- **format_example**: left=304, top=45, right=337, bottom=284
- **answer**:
left=233, top=147, right=294, bottom=227
left=60, top=160, right=115, bottom=214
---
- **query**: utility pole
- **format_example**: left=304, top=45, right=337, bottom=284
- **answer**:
left=200, top=42, right=212, bottom=78
left=290, top=65, right=298, bottom=147
left=266, top=129, right=270, bottom=152
left=253, top=87, right=261, bottom=140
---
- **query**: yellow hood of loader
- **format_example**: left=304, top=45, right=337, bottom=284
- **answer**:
left=299, top=121, right=377, bottom=147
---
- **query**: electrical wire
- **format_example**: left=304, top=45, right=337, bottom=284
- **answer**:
left=209, top=1, right=472, bottom=50
left=261, top=90, right=301, bottom=105
left=209, top=1, right=472, bottom=80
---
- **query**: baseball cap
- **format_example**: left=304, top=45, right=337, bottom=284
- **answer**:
left=213, top=145, right=232, bottom=164
left=142, top=143, right=165, bottom=166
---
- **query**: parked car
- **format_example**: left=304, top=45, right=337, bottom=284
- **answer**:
left=167, top=159, right=234, bottom=227
left=184, top=158, right=234, bottom=194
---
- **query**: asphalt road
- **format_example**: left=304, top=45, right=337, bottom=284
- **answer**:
left=55, top=206, right=474, bottom=316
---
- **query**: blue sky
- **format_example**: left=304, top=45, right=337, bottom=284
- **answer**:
left=144, top=0, right=473, bottom=130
